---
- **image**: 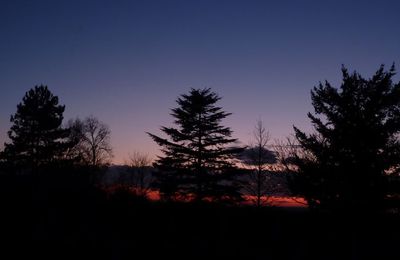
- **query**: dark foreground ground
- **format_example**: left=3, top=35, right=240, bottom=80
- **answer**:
left=1, top=174, right=399, bottom=260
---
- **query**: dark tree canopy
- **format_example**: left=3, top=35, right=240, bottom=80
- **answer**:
left=148, top=88, right=243, bottom=202
left=292, top=65, right=400, bottom=210
left=1, top=85, right=70, bottom=171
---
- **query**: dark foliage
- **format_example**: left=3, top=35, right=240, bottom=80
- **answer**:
left=292, top=65, right=400, bottom=211
left=0, top=79, right=399, bottom=260
left=1, top=170, right=399, bottom=260
left=1, top=85, right=71, bottom=172
left=148, top=88, right=243, bottom=202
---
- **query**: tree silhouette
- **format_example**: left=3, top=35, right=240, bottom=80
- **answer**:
left=64, top=118, right=86, bottom=164
left=239, top=120, right=278, bottom=207
left=292, top=65, right=400, bottom=210
left=66, top=116, right=113, bottom=167
left=1, top=85, right=70, bottom=172
left=148, top=88, right=243, bottom=202
left=124, top=151, right=153, bottom=197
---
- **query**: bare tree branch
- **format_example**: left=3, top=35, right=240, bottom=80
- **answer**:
left=67, top=116, right=113, bottom=166
left=124, top=151, right=153, bottom=197
left=240, top=120, right=281, bottom=207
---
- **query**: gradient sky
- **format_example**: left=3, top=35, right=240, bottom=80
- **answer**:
left=1, top=0, right=400, bottom=164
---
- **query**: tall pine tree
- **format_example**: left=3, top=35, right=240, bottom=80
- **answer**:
left=148, top=88, right=243, bottom=202
left=292, top=65, right=400, bottom=210
left=2, top=85, right=70, bottom=172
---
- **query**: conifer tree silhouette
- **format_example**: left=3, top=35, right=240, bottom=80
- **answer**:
left=293, top=65, right=400, bottom=210
left=1, top=85, right=70, bottom=172
left=148, top=88, right=243, bottom=202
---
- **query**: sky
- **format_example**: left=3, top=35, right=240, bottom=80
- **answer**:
left=1, top=0, right=400, bottom=164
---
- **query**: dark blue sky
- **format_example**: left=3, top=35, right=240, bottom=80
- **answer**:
left=1, top=0, right=400, bottom=163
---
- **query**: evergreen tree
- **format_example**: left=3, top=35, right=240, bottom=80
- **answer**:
left=1, top=85, right=70, bottom=172
left=148, top=88, right=243, bottom=202
left=292, top=65, right=400, bottom=210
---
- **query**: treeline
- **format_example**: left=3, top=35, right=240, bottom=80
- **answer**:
left=1, top=65, right=400, bottom=212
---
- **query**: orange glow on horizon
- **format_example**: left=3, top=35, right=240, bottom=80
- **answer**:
left=103, top=185, right=308, bottom=208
